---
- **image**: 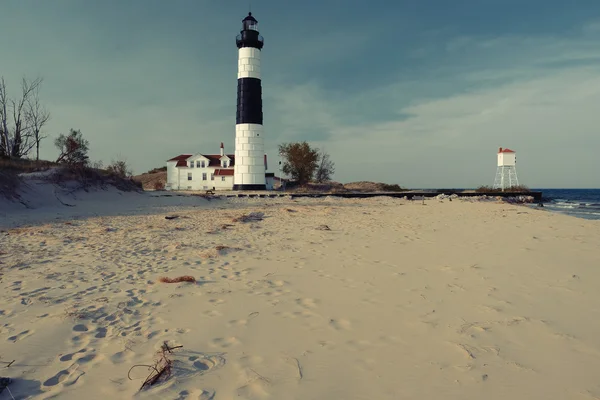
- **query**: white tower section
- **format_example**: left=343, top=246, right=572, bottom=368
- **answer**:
left=233, top=12, right=266, bottom=190
left=493, top=147, right=519, bottom=191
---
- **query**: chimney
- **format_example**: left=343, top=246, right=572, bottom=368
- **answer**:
left=220, top=142, right=224, bottom=157
left=498, top=147, right=503, bottom=153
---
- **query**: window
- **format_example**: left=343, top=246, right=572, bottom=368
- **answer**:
left=189, top=162, right=194, bottom=168
left=202, top=173, right=207, bottom=181
left=196, top=161, right=201, bottom=168
left=200, top=161, right=206, bottom=168
left=210, top=173, right=214, bottom=181
left=187, top=173, right=192, bottom=181
left=221, top=177, right=225, bottom=182
left=222, top=161, right=227, bottom=167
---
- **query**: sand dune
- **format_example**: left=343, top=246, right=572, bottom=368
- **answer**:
left=1, top=196, right=600, bottom=399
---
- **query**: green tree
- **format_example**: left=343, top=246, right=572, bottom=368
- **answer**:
left=55, top=129, right=89, bottom=166
left=278, top=141, right=320, bottom=185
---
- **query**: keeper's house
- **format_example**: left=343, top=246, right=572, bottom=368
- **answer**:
left=166, top=143, right=275, bottom=191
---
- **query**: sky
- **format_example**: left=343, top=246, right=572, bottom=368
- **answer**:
left=2, top=0, right=600, bottom=188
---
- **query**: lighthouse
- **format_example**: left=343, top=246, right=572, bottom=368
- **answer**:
left=233, top=12, right=266, bottom=190
left=493, top=147, right=520, bottom=191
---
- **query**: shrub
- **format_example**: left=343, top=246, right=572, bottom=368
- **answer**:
left=46, top=165, right=142, bottom=192
left=380, top=183, right=406, bottom=192
left=153, top=181, right=165, bottom=191
left=0, top=158, right=58, bottom=174
left=475, top=185, right=530, bottom=193
left=145, top=166, right=167, bottom=174
left=106, top=158, right=132, bottom=178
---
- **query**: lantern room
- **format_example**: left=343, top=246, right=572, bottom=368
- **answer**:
left=236, top=12, right=264, bottom=49
left=497, top=147, right=516, bottom=167
left=243, top=13, right=259, bottom=31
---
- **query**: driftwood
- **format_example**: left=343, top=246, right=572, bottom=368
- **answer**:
left=128, top=342, right=183, bottom=391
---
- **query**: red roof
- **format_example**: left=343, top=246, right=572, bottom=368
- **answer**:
left=167, top=154, right=193, bottom=167
left=214, top=169, right=234, bottom=176
left=498, top=147, right=515, bottom=153
left=167, top=154, right=235, bottom=167
left=203, top=154, right=235, bottom=167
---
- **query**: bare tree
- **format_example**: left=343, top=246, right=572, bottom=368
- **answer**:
left=0, top=77, right=47, bottom=159
left=25, top=83, right=50, bottom=160
left=315, top=148, right=335, bottom=183
left=0, top=78, right=10, bottom=158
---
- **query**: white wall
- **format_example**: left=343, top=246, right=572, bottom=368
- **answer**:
left=234, top=123, right=266, bottom=186
left=176, top=167, right=235, bottom=191
left=213, top=175, right=234, bottom=190
left=497, top=152, right=516, bottom=166
left=238, top=47, right=261, bottom=79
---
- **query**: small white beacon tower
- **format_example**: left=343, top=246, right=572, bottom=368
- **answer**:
left=493, top=147, right=519, bottom=191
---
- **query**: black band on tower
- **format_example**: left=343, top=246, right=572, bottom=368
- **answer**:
left=236, top=77, right=263, bottom=125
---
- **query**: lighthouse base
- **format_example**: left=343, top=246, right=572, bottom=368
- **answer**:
left=232, top=184, right=267, bottom=191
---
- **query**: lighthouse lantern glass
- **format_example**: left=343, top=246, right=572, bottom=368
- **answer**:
left=244, top=20, right=258, bottom=31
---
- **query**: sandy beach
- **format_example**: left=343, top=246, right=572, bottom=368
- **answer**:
left=2, top=195, right=600, bottom=399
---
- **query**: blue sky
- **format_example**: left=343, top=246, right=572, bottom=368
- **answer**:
left=2, top=0, right=600, bottom=188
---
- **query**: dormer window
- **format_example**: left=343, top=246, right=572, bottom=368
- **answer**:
left=201, top=160, right=206, bottom=168
left=196, top=161, right=201, bottom=168
left=222, top=161, right=227, bottom=168
left=189, top=162, right=194, bottom=168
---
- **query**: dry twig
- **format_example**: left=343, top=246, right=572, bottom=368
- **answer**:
left=128, top=341, right=183, bottom=391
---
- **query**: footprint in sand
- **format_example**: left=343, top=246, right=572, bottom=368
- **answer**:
left=43, top=363, right=85, bottom=387
left=7, top=329, right=33, bottom=342
left=296, top=298, right=320, bottom=309
left=203, top=310, right=222, bottom=318
left=60, top=348, right=87, bottom=362
left=175, top=389, right=216, bottom=400
left=329, top=318, right=352, bottom=331
left=73, top=324, right=89, bottom=332
left=110, top=350, right=134, bottom=365
left=210, top=337, right=240, bottom=349
left=95, top=326, right=108, bottom=338
left=227, top=319, right=249, bottom=327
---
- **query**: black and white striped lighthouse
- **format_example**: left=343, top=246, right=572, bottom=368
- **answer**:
left=233, top=12, right=266, bottom=191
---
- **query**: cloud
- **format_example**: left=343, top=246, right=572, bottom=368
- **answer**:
left=269, top=27, right=600, bottom=188
left=2, top=2, right=599, bottom=189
